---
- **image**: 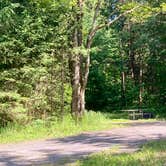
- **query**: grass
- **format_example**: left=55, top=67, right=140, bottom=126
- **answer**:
left=72, top=140, right=166, bottom=166
left=0, top=111, right=158, bottom=144
left=0, top=111, right=128, bottom=144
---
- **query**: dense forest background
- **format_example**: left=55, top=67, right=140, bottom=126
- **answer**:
left=0, top=0, right=165, bottom=126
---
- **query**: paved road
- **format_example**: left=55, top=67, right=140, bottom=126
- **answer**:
left=0, top=121, right=166, bottom=166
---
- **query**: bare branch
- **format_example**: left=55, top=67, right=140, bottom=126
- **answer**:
left=86, top=5, right=140, bottom=48
left=86, top=0, right=101, bottom=48
left=96, top=5, right=140, bottom=30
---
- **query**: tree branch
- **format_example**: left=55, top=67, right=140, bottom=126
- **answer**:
left=97, top=6, right=140, bottom=30
left=86, top=0, right=101, bottom=48
left=86, top=5, right=140, bottom=48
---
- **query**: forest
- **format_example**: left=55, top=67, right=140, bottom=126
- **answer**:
left=0, top=0, right=165, bottom=127
left=0, top=1, right=166, bottom=165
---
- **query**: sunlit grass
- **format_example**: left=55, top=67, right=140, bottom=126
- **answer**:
left=0, top=111, right=126, bottom=144
left=73, top=140, right=166, bottom=166
left=0, top=111, right=158, bottom=144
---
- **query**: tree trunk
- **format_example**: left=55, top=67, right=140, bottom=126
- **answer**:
left=70, top=53, right=90, bottom=121
left=69, top=0, right=91, bottom=121
left=120, top=39, right=126, bottom=107
left=80, top=54, right=90, bottom=115
left=121, top=71, right=126, bottom=106
left=60, top=53, right=65, bottom=120
left=68, top=1, right=139, bottom=121
left=80, top=88, right=85, bottom=112
left=139, top=60, right=143, bottom=108
left=70, top=57, right=81, bottom=119
left=127, top=21, right=136, bottom=82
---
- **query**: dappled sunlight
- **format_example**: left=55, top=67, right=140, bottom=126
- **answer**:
left=74, top=140, right=166, bottom=166
left=0, top=122, right=166, bottom=166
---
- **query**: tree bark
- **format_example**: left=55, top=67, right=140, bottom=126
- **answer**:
left=70, top=56, right=81, bottom=120
left=69, top=0, right=140, bottom=121
left=70, top=53, right=90, bottom=121
left=139, top=59, right=143, bottom=108
left=119, top=39, right=126, bottom=107
left=128, top=22, right=135, bottom=80
left=121, top=71, right=126, bottom=106
left=60, top=53, right=65, bottom=120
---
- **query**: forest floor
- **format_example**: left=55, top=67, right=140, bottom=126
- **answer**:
left=0, top=121, right=166, bottom=166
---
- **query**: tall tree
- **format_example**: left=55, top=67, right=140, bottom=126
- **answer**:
left=68, top=0, right=143, bottom=120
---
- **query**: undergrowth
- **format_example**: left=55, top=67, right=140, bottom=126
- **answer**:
left=0, top=111, right=126, bottom=144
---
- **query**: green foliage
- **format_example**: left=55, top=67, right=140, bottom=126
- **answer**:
left=0, top=0, right=71, bottom=125
left=0, top=0, right=165, bottom=128
left=0, top=92, right=21, bottom=103
left=86, top=29, right=122, bottom=110
left=0, top=103, right=28, bottom=127
left=0, top=91, right=28, bottom=127
left=86, top=0, right=165, bottom=113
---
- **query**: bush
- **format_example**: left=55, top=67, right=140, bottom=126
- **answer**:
left=0, top=103, right=28, bottom=127
left=0, top=92, right=21, bottom=103
left=0, top=105, right=15, bottom=127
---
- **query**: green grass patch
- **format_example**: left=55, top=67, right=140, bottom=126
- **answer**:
left=0, top=111, right=127, bottom=144
left=0, top=111, right=158, bottom=144
left=73, top=140, right=166, bottom=166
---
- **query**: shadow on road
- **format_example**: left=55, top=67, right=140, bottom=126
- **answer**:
left=0, top=121, right=166, bottom=166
